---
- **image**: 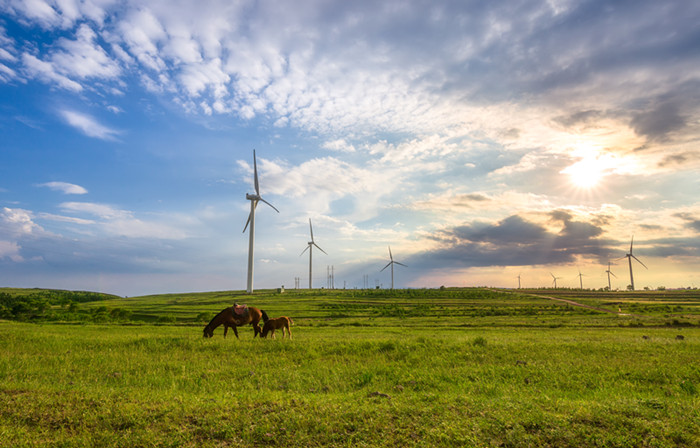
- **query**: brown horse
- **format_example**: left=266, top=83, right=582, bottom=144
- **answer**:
left=261, top=316, right=293, bottom=339
left=203, top=306, right=269, bottom=338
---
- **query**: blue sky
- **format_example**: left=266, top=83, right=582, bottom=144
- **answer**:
left=1, top=0, right=699, bottom=296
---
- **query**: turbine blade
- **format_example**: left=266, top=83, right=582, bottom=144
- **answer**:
left=395, top=262, right=407, bottom=267
left=242, top=201, right=259, bottom=232
left=243, top=213, right=252, bottom=233
left=253, top=149, right=260, bottom=195
left=380, top=261, right=392, bottom=272
left=300, top=245, right=309, bottom=256
left=258, top=197, right=279, bottom=213
left=632, top=255, right=648, bottom=269
left=610, top=271, right=617, bottom=278
left=313, top=242, right=328, bottom=255
left=388, top=246, right=393, bottom=261
left=309, top=219, right=314, bottom=241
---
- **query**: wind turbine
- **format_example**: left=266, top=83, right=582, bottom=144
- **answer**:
left=380, top=246, right=406, bottom=289
left=620, top=235, right=647, bottom=291
left=550, top=272, right=562, bottom=289
left=300, top=219, right=327, bottom=289
left=577, top=269, right=585, bottom=289
left=605, top=261, right=617, bottom=291
left=517, top=273, right=522, bottom=289
left=243, top=150, right=279, bottom=294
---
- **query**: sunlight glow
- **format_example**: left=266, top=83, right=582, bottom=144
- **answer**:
left=561, top=151, right=623, bottom=189
left=563, top=158, right=604, bottom=188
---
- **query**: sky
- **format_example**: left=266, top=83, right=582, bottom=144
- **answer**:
left=1, top=0, right=699, bottom=297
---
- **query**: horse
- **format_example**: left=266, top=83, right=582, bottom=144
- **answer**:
left=203, top=306, right=269, bottom=339
left=261, top=316, right=293, bottom=339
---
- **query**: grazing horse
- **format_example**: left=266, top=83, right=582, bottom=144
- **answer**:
left=261, top=316, right=293, bottom=339
left=203, top=306, right=269, bottom=339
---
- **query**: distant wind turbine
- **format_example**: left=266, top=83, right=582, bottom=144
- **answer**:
left=619, top=235, right=647, bottom=291
left=380, top=246, right=406, bottom=289
left=517, top=273, right=522, bottom=289
left=243, top=150, right=279, bottom=294
left=551, top=272, right=562, bottom=289
left=605, top=261, right=617, bottom=291
left=577, top=269, right=585, bottom=289
left=300, top=219, right=327, bottom=289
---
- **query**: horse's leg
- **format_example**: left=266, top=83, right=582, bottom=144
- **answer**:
left=287, top=323, right=292, bottom=340
left=232, top=325, right=240, bottom=339
left=253, top=319, right=261, bottom=338
left=223, top=325, right=228, bottom=338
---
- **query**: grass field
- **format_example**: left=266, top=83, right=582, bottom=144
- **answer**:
left=1, top=288, right=699, bottom=447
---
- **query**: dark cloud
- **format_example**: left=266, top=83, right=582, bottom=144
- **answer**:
left=674, top=213, right=700, bottom=233
left=658, top=152, right=698, bottom=168
left=631, top=100, right=686, bottom=141
left=413, top=213, right=613, bottom=269
left=553, top=110, right=605, bottom=128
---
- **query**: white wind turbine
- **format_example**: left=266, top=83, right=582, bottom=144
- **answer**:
left=300, top=219, right=327, bottom=289
left=380, top=246, right=407, bottom=289
left=605, top=261, right=617, bottom=291
left=517, top=273, right=522, bottom=289
left=243, top=150, right=279, bottom=294
left=550, top=272, right=562, bottom=289
left=619, top=235, right=647, bottom=291
left=576, top=269, right=585, bottom=289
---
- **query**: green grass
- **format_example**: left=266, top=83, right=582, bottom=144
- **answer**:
left=1, top=288, right=700, bottom=446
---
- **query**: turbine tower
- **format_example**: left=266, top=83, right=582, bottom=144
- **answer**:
left=605, top=261, right=617, bottom=291
left=517, top=273, right=522, bottom=289
left=620, top=235, right=647, bottom=291
left=300, top=219, right=327, bottom=289
left=243, top=150, right=279, bottom=294
left=577, top=270, right=585, bottom=289
left=550, top=272, right=562, bottom=289
left=380, top=246, right=406, bottom=289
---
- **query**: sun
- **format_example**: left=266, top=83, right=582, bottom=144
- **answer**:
left=563, top=158, right=604, bottom=188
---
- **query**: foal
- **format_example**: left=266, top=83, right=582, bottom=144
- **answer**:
left=261, top=316, right=293, bottom=339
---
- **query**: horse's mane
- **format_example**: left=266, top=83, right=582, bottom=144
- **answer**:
left=204, top=307, right=230, bottom=330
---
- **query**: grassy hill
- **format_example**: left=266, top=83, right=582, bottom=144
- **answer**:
left=4, top=286, right=699, bottom=328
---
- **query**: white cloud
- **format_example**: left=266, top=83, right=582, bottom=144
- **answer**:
left=59, top=202, right=188, bottom=239
left=0, top=240, right=23, bottom=262
left=59, top=109, right=121, bottom=140
left=22, top=53, right=83, bottom=91
left=322, top=139, right=356, bottom=153
left=38, top=181, right=88, bottom=195
left=0, top=207, right=44, bottom=237
left=51, top=24, right=121, bottom=79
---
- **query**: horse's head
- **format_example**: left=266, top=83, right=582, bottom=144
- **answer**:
left=203, top=326, right=213, bottom=338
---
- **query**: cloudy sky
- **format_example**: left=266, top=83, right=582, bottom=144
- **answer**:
left=1, top=0, right=699, bottom=296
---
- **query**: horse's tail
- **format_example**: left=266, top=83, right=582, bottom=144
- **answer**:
left=261, top=309, right=270, bottom=323
left=289, top=317, right=294, bottom=326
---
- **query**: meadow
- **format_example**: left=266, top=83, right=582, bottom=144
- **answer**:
left=1, top=287, right=699, bottom=447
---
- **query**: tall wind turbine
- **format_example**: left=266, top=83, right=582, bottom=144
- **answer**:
left=381, top=246, right=407, bottom=289
left=620, top=236, right=647, bottom=290
left=517, top=273, right=522, bottom=289
left=300, top=219, right=327, bottom=289
left=243, top=150, right=279, bottom=294
left=550, top=272, right=562, bottom=289
left=605, top=261, right=617, bottom=291
left=577, top=270, right=585, bottom=289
